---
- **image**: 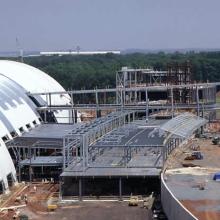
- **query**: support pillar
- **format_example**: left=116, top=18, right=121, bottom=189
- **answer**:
left=145, top=88, right=149, bottom=122
left=70, top=92, right=74, bottom=123
left=18, top=147, right=21, bottom=182
left=119, top=178, right=122, bottom=201
left=171, top=87, right=174, bottom=118
left=79, top=178, right=82, bottom=201
left=74, top=109, right=78, bottom=123
left=28, top=146, right=32, bottom=183
left=59, top=178, right=62, bottom=201
left=196, top=86, right=200, bottom=116
left=162, top=146, right=166, bottom=164
left=18, top=164, right=21, bottom=183
left=95, top=90, right=99, bottom=118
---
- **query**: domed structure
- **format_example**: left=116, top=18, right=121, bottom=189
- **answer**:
left=0, top=60, right=73, bottom=193
left=0, top=60, right=71, bottom=123
left=0, top=73, right=41, bottom=192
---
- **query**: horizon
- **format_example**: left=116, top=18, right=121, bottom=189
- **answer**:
left=2, top=47, right=220, bottom=58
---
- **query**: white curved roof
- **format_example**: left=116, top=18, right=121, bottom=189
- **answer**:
left=0, top=74, right=41, bottom=190
left=0, top=60, right=70, bottom=105
left=0, top=60, right=64, bottom=94
left=0, top=74, right=40, bottom=138
left=0, top=60, right=71, bottom=123
left=0, top=139, right=16, bottom=190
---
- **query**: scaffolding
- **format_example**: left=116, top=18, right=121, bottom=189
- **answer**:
left=116, top=67, right=167, bottom=105
left=166, top=61, right=192, bottom=85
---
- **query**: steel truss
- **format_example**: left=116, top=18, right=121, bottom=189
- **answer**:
left=63, top=111, right=135, bottom=171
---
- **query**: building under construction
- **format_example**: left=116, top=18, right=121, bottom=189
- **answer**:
left=116, top=62, right=216, bottom=107
left=0, top=60, right=219, bottom=203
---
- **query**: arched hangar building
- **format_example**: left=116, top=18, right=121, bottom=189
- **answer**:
left=0, top=60, right=71, bottom=193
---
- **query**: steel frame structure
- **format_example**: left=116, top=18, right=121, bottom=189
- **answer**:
left=62, top=112, right=207, bottom=174
left=30, top=82, right=219, bottom=124
left=63, top=111, right=135, bottom=171
left=160, top=113, right=207, bottom=162
left=59, top=112, right=207, bottom=201
left=116, top=67, right=167, bottom=105
left=8, top=139, right=63, bottom=182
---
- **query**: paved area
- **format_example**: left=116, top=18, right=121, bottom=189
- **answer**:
left=164, top=134, right=220, bottom=220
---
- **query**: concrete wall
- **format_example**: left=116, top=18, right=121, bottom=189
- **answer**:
left=161, top=173, right=198, bottom=220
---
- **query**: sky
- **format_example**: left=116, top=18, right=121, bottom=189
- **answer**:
left=0, top=0, right=220, bottom=51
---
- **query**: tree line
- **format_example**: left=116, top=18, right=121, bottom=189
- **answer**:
left=22, top=51, right=220, bottom=90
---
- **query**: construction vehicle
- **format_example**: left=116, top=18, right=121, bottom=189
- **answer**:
left=191, top=151, right=203, bottom=160
left=212, top=136, right=220, bottom=145
left=47, top=204, right=57, bottom=211
left=184, top=154, right=195, bottom=160
left=128, top=196, right=139, bottom=206
left=19, top=214, right=28, bottom=220
left=184, top=151, right=203, bottom=160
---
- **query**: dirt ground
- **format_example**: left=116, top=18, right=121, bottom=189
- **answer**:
left=182, top=199, right=220, bottom=220
left=165, top=134, right=220, bottom=170
left=0, top=183, right=152, bottom=220
left=0, top=182, right=59, bottom=220
left=1, top=200, right=152, bottom=220
left=36, top=201, right=151, bottom=220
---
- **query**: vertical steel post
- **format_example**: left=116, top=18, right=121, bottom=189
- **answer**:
left=71, top=92, right=74, bottom=123
left=67, top=136, right=70, bottom=166
left=134, top=71, right=137, bottom=103
left=119, top=178, right=122, bottom=201
left=29, top=145, right=32, bottom=183
left=79, top=178, right=82, bottom=201
left=196, top=86, right=200, bottom=116
left=123, top=71, right=126, bottom=105
left=145, top=88, right=149, bottom=121
left=59, top=176, right=63, bottom=201
left=171, top=87, right=174, bottom=118
left=95, top=89, right=99, bottom=118
left=120, top=89, right=124, bottom=110
left=162, top=145, right=166, bottom=165
left=18, top=147, right=21, bottom=182
left=63, top=137, right=66, bottom=170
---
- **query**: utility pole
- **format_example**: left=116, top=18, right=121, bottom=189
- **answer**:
left=76, top=45, right=80, bottom=54
left=16, top=37, right=24, bottom=63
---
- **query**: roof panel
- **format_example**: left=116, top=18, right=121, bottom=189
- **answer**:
left=159, top=113, right=207, bottom=138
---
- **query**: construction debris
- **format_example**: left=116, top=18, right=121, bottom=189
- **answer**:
left=182, top=163, right=200, bottom=168
left=0, top=182, right=59, bottom=220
